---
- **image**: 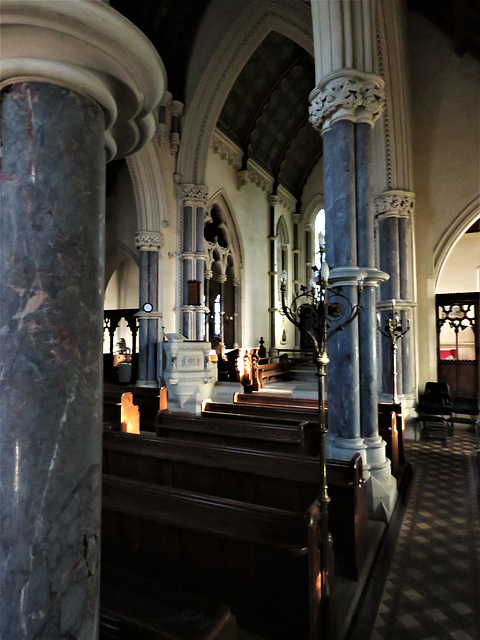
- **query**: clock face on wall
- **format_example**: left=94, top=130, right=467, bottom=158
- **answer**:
left=143, top=303, right=153, bottom=312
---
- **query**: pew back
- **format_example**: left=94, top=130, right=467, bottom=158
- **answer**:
left=103, top=432, right=368, bottom=578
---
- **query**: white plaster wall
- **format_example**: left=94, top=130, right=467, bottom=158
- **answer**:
left=407, top=12, right=480, bottom=387
left=437, top=232, right=480, bottom=294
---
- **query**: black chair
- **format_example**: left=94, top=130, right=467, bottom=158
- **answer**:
left=417, top=383, right=453, bottom=445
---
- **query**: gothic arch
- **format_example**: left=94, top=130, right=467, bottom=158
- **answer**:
left=206, top=189, right=244, bottom=279
left=177, top=0, right=312, bottom=186
left=126, top=140, right=169, bottom=233
left=434, top=196, right=480, bottom=288
left=104, top=240, right=139, bottom=289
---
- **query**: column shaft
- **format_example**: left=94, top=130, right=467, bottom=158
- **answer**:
left=356, top=123, right=379, bottom=437
left=0, top=82, right=105, bottom=640
left=324, top=121, right=361, bottom=441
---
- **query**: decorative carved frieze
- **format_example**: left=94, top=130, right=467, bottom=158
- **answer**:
left=237, top=164, right=272, bottom=193
left=277, top=185, right=297, bottom=214
left=211, top=129, right=243, bottom=170
left=268, top=195, right=279, bottom=207
left=179, top=183, right=208, bottom=205
left=310, top=69, right=385, bottom=133
left=135, top=231, right=163, bottom=251
left=374, top=190, right=416, bottom=221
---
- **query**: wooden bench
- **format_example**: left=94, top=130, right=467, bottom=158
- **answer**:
left=256, top=360, right=291, bottom=388
left=103, top=384, right=162, bottom=432
left=234, top=395, right=405, bottom=470
left=103, top=432, right=368, bottom=579
left=100, top=568, right=238, bottom=640
left=202, top=400, right=317, bottom=425
left=378, top=402, right=405, bottom=465
left=102, top=474, right=334, bottom=639
left=155, top=413, right=319, bottom=456
left=234, top=393, right=319, bottom=409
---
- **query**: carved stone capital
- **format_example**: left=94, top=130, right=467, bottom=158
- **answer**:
left=135, top=230, right=163, bottom=251
left=375, top=190, right=416, bottom=221
left=170, top=100, right=184, bottom=119
left=310, top=69, right=385, bottom=134
left=179, top=183, right=208, bottom=205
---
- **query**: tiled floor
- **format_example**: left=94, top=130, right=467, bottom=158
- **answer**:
left=372, top=424, right=480, bottom=640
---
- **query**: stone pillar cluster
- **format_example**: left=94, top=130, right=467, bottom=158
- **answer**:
left=375, top=190, right=416, bottom=400
left=309, top=0, right=396, bottom=519
left=135, top=231, right=163, bottom=387
left=0, top=2, right=166, bottom=638
left=179, top=184, right=209, bottom=340
left=268, top=195, right=278, bottom=355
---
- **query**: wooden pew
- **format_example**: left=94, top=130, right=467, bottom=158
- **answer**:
left=100, top=568, right=238, bottom=640
left=256, top=360, right=291, bottom=387
left=235, top=392, right=319, bottom=409
left=103, top=383, right=161, bottom=432
left=234, top=394, right=406, bottom=470
left=103, top=431, right=368, bottom=580
left=155, top=413, right=319, bottom=456
left=202, top=400, right=316, bottom=425
left=102, top=473, right=333, bottom=639
left=378, top=402, right=405, bottom=465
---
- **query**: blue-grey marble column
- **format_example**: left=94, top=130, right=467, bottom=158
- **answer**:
left=375, top=191, right=415, bottom=400
left=356, top=122, right=384, bottom=438
left=268, top=195, right=278, bottom=355
left=0, top=82, right=105, bottom=639
left=323, top=121, right=362, bottom=447
left=135, top=232, right=162, bottom=387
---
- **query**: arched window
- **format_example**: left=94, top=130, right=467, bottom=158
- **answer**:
left=213, top=294, right=221, bottom=337
left=313, top=208, right=325, bottom=268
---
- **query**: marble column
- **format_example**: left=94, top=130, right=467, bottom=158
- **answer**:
left=179, top=184, right=209, bottom=341
left=135, top=231, right=163, bottom=387
left=232, top=278, right=240, bottom=348
left=310, top=67, right=397, bottom=518
left=0, top=2, right=165, bottom=637
left=1, top=80, right=105, bottom=640
left=268, top=195, right=278, bottom=355
left=292, top=212, right=301, bottom=347
left=375, top=191, right=416, bottom=400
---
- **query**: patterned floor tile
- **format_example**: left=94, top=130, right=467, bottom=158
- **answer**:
left=372, top=424, right=480, bottom=639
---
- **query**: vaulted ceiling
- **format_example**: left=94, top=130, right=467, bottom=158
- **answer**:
left=110, top=0, right=480, bottom=202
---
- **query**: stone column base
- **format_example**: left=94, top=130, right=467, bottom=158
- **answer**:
left=364, top=436, right=398, bottom=521
left=326, top=435, right=369, bottom=471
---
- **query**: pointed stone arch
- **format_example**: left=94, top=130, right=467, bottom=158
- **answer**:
left=204, top=189, right=243, bottom=347
left=177, top=0, right=312, bottom=186
left=434, top=196, right=480, bottom=288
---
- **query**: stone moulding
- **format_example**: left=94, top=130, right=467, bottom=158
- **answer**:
left=1, top=0, right=166, bottom=161
left=309, top=69, right=385, bottom=133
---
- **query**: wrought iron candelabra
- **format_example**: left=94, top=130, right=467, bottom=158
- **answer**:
left=279, top=240, right=364, bottom=633
left=377, top=300, right=410, bottom=403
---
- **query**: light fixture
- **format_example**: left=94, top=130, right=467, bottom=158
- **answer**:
left=143, top=302, right=153, bottom=313
left=280, top=241, right=364, bottom=634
